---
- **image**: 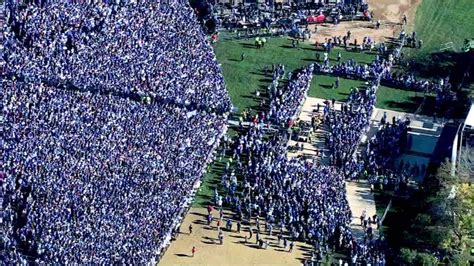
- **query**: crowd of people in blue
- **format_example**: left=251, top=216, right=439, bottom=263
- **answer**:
left=1, top=0, right=230, bottom=264
left=2, top=0, right=231, bottom=112
left=218, top=124, right=386, bottom=264
left=314, top=33, right=455, bottom=114
left=0, top=0, right=443, bottom=265
left=269, top=64, right=314, bottom=125
left=364, top=118, right=410, bottom=185
left=324, top=85, right=377, bottom=167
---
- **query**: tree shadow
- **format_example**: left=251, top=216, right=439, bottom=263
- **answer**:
left=383, top=96, right=424, bottom=114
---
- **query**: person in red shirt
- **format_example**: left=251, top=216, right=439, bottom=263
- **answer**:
left=192, top=246, right=196, bottom=257
left=207, top=205, right=214, bottom=215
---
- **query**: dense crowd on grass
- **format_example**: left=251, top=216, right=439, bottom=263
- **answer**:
left=2, top=0, right=231, bottom=112
left=1, top=0, right=231, bottom=264
left=269, top=64, right=314, bottom=125
left=321, top=39, right=405, bottom=168
left=1, top=80, right=227, bottom=264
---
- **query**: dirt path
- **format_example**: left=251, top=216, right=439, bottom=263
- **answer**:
left=159, top=208, right=313, bottom=265
left=308, top=0, right=422, bottom=44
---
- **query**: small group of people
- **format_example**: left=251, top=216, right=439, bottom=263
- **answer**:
left=316, top=33, right=379, bottom=53
left=254, top=37, right=267, bottom=48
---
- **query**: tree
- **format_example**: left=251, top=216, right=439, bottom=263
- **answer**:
left=400, top=248, right=417, bottom=265
left=400, top=249, right=438, bottom=266
left=426, top=161, right=473, bottom=264
left=458, top=145, right=474, bottom=184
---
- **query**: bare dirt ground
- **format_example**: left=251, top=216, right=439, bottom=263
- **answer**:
left=309, top=0, right=422, bottom=44
left=160, top=208, right=313, bottom=266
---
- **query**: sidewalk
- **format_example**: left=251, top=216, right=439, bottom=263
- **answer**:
left=345, top=180, right=378, bottom=240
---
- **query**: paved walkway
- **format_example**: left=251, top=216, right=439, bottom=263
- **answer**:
left=345, top=181, right=378, bottom=240
left=288, top=96, right=381, bottom=241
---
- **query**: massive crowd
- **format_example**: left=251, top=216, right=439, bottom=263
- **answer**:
left=1, top=1, right=231, bottom=264
left=2, top=0, right=231, bottom=112
left=365, top=118, right=409, bottom=184
left=324, top=85, right=378, bottom=167
left=218, top=125, right=385, bottom=265
left=1, top=80, right=227, bottom=263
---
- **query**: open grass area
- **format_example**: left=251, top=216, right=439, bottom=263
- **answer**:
left=410, top=0, right=474, bottom=58
left=376, top=86, right=423, bottom=113
left=308, top=75, right=366, bottom=102
left=214, top=37, right=424, bottom=114
left=308, top=75, right=423, bottom=112
left=214, top=37, right=376, bottom=112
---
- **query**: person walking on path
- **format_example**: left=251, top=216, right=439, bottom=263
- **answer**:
left=192, top=246, right=196, bottom=257
left=189, top=224, right=193, bottom=235
left=218, top=230, right=224, bottom=245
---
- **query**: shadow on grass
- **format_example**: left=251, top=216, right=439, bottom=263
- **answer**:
left=300, top=46, right=316, bottom=51
left=383, top=96, right=424, bottom=113
left=319, top=84, right=334, bottom=89
left=258, top=78, right=274, bottom=83
left=239, top=43, right=258, bottom=49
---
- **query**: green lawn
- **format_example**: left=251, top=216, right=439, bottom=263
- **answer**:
left=214, top=37, right=376, bottom=112
left=214, top=37, right=424, bottom=114
left=410, top=0, right=474, bottom=58
left=308, top=75, right=423, bottom=112
left=192, top=157, right=229, bottom=208
left=308, top=75, right=367, bottom=102
left=376, top=86, right=423, bottom=113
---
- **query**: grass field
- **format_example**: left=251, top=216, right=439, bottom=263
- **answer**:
left=214, top=37, right=424, bottom=114
left=192, top=157, right=228, bottom=208
left=411, top=0, right=474, bottom=58
left=214, top=37, right=376, bottom=112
